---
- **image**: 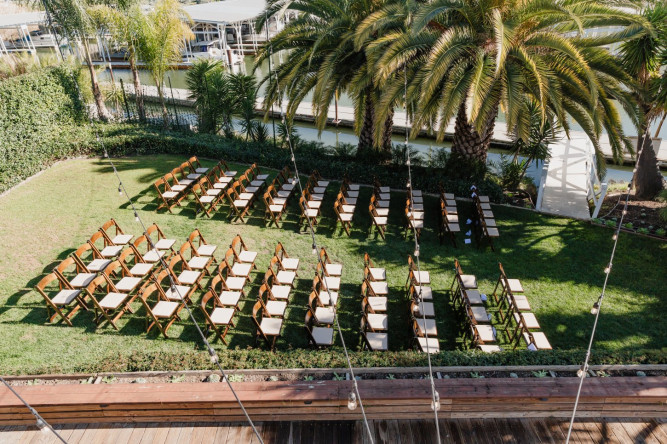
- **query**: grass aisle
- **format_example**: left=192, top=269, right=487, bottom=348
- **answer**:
left=0, top=155, right=664, bottom=374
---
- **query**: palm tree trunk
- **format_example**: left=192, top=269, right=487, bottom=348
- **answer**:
left=128, top=54, right=145, bottom=122
left=82, top=38, right=112, bottom=122
left=156, top=82, right=169, bottom=128
left=358, top=91, right=375, bottom=151
left=451, top=103, right=496, bottom=163
left=381, top=108, right=394, bottom=153
left=632, top=128, right=664, bottom=199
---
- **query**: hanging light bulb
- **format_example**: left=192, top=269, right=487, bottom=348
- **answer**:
left=118, top=185, right=122, bottom=196
left=347, top=391, right=358, bottom=410
left=36, top=418, right=48, bottom=434
left=590, top=301, right=600, bottom=315
left=431, top=391, right=441, bottom=411
left=134, top=212, right=139, bottom=222
left=209, top=348, right=219, bottom=364
left=406, top=181, right=411, bottom=188
left=576, top=366, right=587, bottom=378
left=406, top=158, right=411, bottom=166
left=604, top=264, right=611, bottom=274
left=291, top=154, right=295, bottom=162
left=622, top=209, right=627, bottom=216
left=312, top=243, right=317, bottom=255
left=612, top=233, right=618, bottom=241
left=292, top=176, right=297, bottom=185
left=413, top=246, right=420, bottom=257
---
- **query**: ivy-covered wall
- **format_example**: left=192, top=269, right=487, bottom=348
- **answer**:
left=0, top=66, right=85, bottom=193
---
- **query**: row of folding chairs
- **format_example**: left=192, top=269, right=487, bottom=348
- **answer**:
left=155, top=157, right=235, bottom=213
left=298, top=170, right=329, bottom=229
left=251, top=243, right=300, bottom=349
left=263, top=166, right=297, bottom=227
left=471, top=185, right=499, bottom=250
left=406, top=255, right=440, bottom=354
left=449, top=259, right=503, bottom=353
left=491, top=263, right=552, bottom=351
left=225, top=164, right=270, bottom=222
left=333, top=176, right=360, bottom=236
left=438, top=185, right=460, bottom=246
left=405, top=184, right=424, bottom=239
left=369, top=178, right=390, bottom=240
left=360, top=253, right=389, bottom=351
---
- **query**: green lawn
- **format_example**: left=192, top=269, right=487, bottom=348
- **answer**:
left=0, top=155, right=665, bottom=374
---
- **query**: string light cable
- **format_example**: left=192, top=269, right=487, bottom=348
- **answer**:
left=0, top=375, right=67, bottom=442
left=274, top=86, right=375, bottom=443
left=564, top=129, right=650, bottom=443
left=403, top=68, right=442, bottom=443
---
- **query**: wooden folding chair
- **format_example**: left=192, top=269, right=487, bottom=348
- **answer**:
left=223, top=248, right=253, bottom=283
left=312, top=273, right=338, bottom=306
left=305, top=290, right=334, bottom=326
left=82, top=274, right=132, bottom=330
left=182, top=160, right=202, bottom=181
left=173, top=165, right=195, bottom=188
left=439, top=199, right=459, bottom=247
left=167, top=253, right=204, bottom=293
left=404, top=207, right=424, bottom=240
left=362, top=297, right=388, bottom=332
left=89, top=231, right=123, bottom=259
left=264, top=269, right=292, bottom=302
left=209, top=274, right=242, bottom=309
left=360, top=280, right=388, bottom=313
left=370, top=193, right=390, bottom=209
left=101, top=260, right=143, bottom=306
left=70, top=242, right=111, bottom=274
left=361, top=317, right=388, bottom=351
left=187, top=156, right=209, bottom=174
left=201, top=290, right=235, bottom=344
left=251, top=300, right=283, bottom=350
left=334, top=201, right=353, bottom=236
left=450, top=259, right=478, bottom=295
left=407, top=281, right=433, bottom=302
left=118, top=245, right=155, bottom=280
left=298, top=196, right=320, bottom=228
left=217, top=159, right=237, bottom=178
left=319, top=248, right=342, bottom=276
left=165, top=171, right=189, bottom=198
left=215, top=262, right=248, bottom=297
left=258, top=284, right=287, bottom=318
left=412, top=313, right=437, bottom=338
left=274, top=242, right=299, bottom=275
left=363, top=253, right=386, bottom=281
left=155, top=177, right=181, bottom=213
left=312, top=170, right=330, bottom=188
left=54, top=257, right=96, bottom=290
left=369, top=205, right=388, bottom=240
left=492, top=263, right=524, bottom=305
left=100, top=219, right=133, bottom=246
left=179, top=240, right=215, bottom=276
left=133, top=235, right=168, bottom=265
left=188, top=229, right=218, bottom=260
left=191, top=181, right=218, bottom=218
left=207, top=164, right=234, bottom=191
left=263, top=189, right=285, bottom=228
left=412, top=320, right=440, bottom=354
left=270, top=256, right=296, bottom=286
left=140, top=283, right=181, bottom=338
left=407, top=255, right=430, bottom=286
left=336, top=190, right=357, bottom=207
left=304, top=188, right=324, bottom=206
left=145, top=223, right=177, bottom=253
left=230, top=234, right=258, bottom=269
left=35, top=272, right=86, bottom=326
left=305, top=308, right=334, bottom=348
left=225, top=186, right=251, bottom=222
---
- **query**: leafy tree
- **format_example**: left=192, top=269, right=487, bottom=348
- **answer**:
left=89, top=2, right=148, bottom=122
left=136, top=0, right=193, bottom=126
left=40, top=0, right=113, bottom=121
left=364, top=0, right=642, bottom=175
left=256, top=0, right=395, bottom=154
left=620, top=0, right=667, bottom=199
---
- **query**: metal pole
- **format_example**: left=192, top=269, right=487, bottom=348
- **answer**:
left=265, top=12, right=276, bottom=150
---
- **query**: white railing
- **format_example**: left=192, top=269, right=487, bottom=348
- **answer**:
left=586, top=148, right=608, bottom=219
left=535, top=159, right=550, bottom=212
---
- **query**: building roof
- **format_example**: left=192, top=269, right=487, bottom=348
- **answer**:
left=0, top=12, right=46, bottom=29
left=183, top=0, right=265, bottom=25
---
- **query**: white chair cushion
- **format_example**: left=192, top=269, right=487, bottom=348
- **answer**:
left=486, top=227, right=500, bottom=237
left=515, top=312, right=540, bottom=329
left=152, top=301, right=179, bottom=318
left=374, top=208, right=389, bottom=217
left=231, top=263, right=252, bottom=277
left=416, top=318, right=437, bottom=336
left=368, top=297, right=388, bottom=312
left=478, top=344, right=503, bottom=353
left=323, top=276, right=340, bottom=291
left=318, top=290, right=338, bottom=306
left=143, top=249, right=166, bottom=263
left=376, top=200, right=390, bottom=208
left=239, top=192, right=254, bottom=200
left=378, top=186, right=390, bottom=193
left=234, top=199, right=250, bottom=208
left=315, top=306, right=335, bottom=324
left=449, top=223, right=461, bottom=232
left=213, top=182, right=230, bottom=190
left=100, top=245, right=123, bottom=258
left=273, top=197, right=287, bottom=206
left=281, top=258, right=299, bottom=270
left=210, top=307, right=235, bottom=325
left=177, top=270, right=201, bottom=285
left=378, top=193, right=390, bottom=200
left=99, top=292, right=128, bottom=309
left=325, top=263, right=342, bottom=276
left=476, top=325, right=496, bottom=343
left=260, top=317, right=283, bottom=335
left=154, top=239, right=176, bottom=250
left=367, top=313, right=388, bottom=331
left=206, top=189, right=221, bottom=197
left=129, top=262, right=153, bottom=276
left=510, top=295, right=531, bottom=311
left=460, top=274, right=477, bottom=289
left=411, top=190, right=422, bottom=197
left=197, top=244, right=217, bottom=256
left=224, top=170, right=237, bottom=177
left=368, top=268, right=385, bottom=282
left=341, top=205, right=355, bottom=214
left=442, top=193, right=454, bottom=200
left=339, top=213, right=353, bottom=222
left=266, top=300, right=287, bottom=317
left=115, top=277, right=141, bottom=292
left=165, top=285, right=191, bottom=301
left=410, top=219, right=424, bottom=229
left=69, top=273, right=96, bottom=288
left=463, top=289, right=483, bottom=305
left=188, top=256, right=210, bottom=270
left=407, top=211, right=424, bottom=220
left=413, top=286, right=432, bottom=300
left=530, top=332, right=552, bottom=350
left=277, top=270, right=296, bottom=285
left=218, top=291, right=242, bottom=306
left=238, top=250, right=257, bottom=263
left=369, top=281, right=389, bottom=295
left=312, top=326, right=334, bottom=345
left=269, top=204, right=284, bottom=213
left=171, top=184, right=187, bottom=192
left=365, top=332, right=388, bottom=351
left=503, top=278, right=524, bottom=293
left=471, top=306, right=490, bottom=323
left=256, top=174, right=269, bottom=181
left=412, top=271, right=430, bottom=285
left=270, top=285, right=291, bottom=300
left=345, top=191, right=359, bottom=198
left=200, top=196, right=215, bottom=204
left=52, top=289, right=81, bottom=305
left=111, top=234, right=133, bottom=245
left=417, top=337, right=440, bottom=354
left=86, top=259, right=111, bottom=272
left=373, top=217, right=388, bottom=225
left=413, top=302, right=435, bottom=318
left=187, top=173, right=202, bottom=180
left=307, top=200, right=322, bottom=210
left=162, top=191, right=179, bottom=199
left=225, top=277, right=246, bottom=291
left=305, top=209, right=319, bottom=217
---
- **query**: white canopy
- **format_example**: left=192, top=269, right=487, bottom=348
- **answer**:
left=0, top=12, right=46, bottom=29
left=184, top=0, right=266, bottom=25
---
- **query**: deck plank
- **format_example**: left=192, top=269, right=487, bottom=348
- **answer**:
left=601, top=419, right=634, bottom=443
left=647, top=419, right=667, bottom=442
left=187, top=423, right=216, bottom=444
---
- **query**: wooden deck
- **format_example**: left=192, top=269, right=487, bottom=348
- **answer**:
left=1, top=418, right=666, bottom=443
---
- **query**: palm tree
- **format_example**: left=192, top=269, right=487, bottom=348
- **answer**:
left=256, top=0, right=395, bottom=154
left=136, top=0, right=193, bottom=126
left=620, top=1, right=666, bottom=199
left=89, top=3, right=148, bottom=122
left=364, top=0, right=643, bottom=173
left=40, top=0, right=113, bottom=121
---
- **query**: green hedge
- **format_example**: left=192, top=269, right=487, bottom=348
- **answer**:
left=0, top=65, right=85, bottom=194
left=11, top=348, right=666, bottom=375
